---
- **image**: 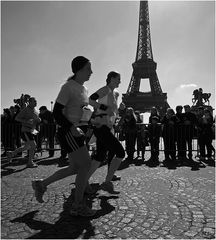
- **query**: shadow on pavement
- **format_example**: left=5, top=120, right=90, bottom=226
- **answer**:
left=118, top=159, right=130, bottom=170
left=35, top=157, right=61, bottom=166
left=159, top=157, right=210, bottom=171
left=1, top=156, right=62, bottom=177
left=161, top=161, right=177, bottom=170
left=133, top=157, right=145, bottom=166
left=1, top=165, right=27, bottom=177
left=11, top=188, right=119, bottom=239
left=144, top=160, right=160, bottom=168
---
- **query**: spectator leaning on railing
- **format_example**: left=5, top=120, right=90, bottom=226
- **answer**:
left=161, top=108, right=177, bottom=165
left=183, top=105, right=197, bottom=161
left=146, top=116, right=161, bottom=166
left=122, top=107, right=137, bottom=161
left=197, top=108, right=214, bottom=161
left=175, top=105, right=186, bottom=164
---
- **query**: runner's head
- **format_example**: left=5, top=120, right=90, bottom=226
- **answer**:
left=70, top=56, right=92, bottom=82
left=106, top=71, right=121, bottom=89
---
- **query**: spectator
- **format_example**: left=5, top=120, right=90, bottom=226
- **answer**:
left=183, top=105, right=197, bottom=161
left=134, top=110, right=145, bottom=160
left=146, top=116, right=161, bottom=166
left=175, top=105, right=186, bottom=164
left=161, top=108, right=177, bottom=165
left=197, top=108, right=214, bottom=161
left=137, top=123, right=149, bottom=161
left=118, top=102, right=126, bottom=118
left=115, top=102, right=127, bottom=141
left=122, top=107, right=137, bottom=161
left=149, top=106, right=161, bottom=124
left=12, top=105, right=22, bottom=156
left=196, top=106, right=205, bottom=159
left=37, top=106, right=56, bottom=157
left=211, top=116, right=215, bottom=158
left=135, top=110, right=143, bottom=123
left=1, top=109, right=13, bottom=156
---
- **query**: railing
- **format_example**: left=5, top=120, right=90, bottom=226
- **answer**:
left=1, top=123, right=215, bottom=156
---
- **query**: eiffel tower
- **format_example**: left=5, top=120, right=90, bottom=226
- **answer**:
left=122, top=0, right=169, bottom=116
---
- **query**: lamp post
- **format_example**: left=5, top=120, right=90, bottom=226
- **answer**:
left=51, top=101, right=53, bottom=112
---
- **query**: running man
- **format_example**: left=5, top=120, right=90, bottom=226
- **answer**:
left=7, top=97, right=40, bottom=168
left=32, top=56, right=96, bottom=217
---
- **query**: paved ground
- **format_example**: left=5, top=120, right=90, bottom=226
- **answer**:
left=1, top=151, right=215, bottom=239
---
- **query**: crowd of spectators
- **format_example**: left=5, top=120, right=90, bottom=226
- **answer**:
left=1, top=94, right=56, bottom=159
left=1, top=94, right=215, bottom=168
left=115, top=104, right=215, bottom=167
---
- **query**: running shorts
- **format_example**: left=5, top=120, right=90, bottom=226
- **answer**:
left=57, top=127, right=85, bottom=154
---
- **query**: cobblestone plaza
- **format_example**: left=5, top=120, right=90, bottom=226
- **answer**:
left=1, top=152, right=215, bottom=239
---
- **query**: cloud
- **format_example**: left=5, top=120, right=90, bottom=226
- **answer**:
left=168, top=83, right=199, bottom=108
left=180, top=84, right=197, bottom=89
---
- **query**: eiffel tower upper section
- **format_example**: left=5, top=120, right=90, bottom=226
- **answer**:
left=122, top=0, right=169, bottom=115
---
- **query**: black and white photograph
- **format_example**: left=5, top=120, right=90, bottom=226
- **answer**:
left=1, top=0, right=215, bottom=239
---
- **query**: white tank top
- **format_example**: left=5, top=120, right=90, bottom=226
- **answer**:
left=94, top=86, right=118, bottom=128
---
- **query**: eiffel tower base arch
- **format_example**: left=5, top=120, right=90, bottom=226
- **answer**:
left=122, top=92, right=169, bottom=116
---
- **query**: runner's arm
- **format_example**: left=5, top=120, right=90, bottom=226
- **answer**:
left=53, top=102, right=73, bottom=129
left=89, top=86, right=109, bottom=110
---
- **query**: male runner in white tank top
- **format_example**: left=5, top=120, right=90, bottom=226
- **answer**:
left=87, top=71, right=125, bottom=193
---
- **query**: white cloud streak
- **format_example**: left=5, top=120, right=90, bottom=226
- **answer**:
left=180, top=84, right=198, bottom=89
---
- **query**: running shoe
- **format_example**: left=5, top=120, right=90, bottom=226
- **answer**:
left=84, top=183, right=97, bottom=195
left=69, top=203, right=97, bottom=217
left=32, top=180, right=47, bottom=203
left=111, top=174, right=121, bottom=181
left=100, top=181, right=119, bottom=194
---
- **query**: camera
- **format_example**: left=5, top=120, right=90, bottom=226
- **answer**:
left=13, top=94, right=31, bottom=109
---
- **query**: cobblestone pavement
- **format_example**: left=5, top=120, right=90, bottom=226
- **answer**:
left=1, top=152, right=215, bottom=239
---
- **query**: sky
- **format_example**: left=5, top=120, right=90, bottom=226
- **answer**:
left=1, top=0, right=215, bottom=115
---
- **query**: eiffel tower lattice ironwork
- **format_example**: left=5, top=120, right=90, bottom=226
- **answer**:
left=122, top=0, right=169, bottom=115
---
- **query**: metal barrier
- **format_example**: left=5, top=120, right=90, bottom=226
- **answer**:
left=116, top=123, right=201, bottom=156
left=1, top=123, right=215, bottom=157
left=1, top=123, right=61, bottom=154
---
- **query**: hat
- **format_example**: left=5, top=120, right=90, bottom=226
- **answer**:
left=71, top=56, right=89, bottom=74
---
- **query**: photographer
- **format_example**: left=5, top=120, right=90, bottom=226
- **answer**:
left=14, top=94, right=30, bottom=109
